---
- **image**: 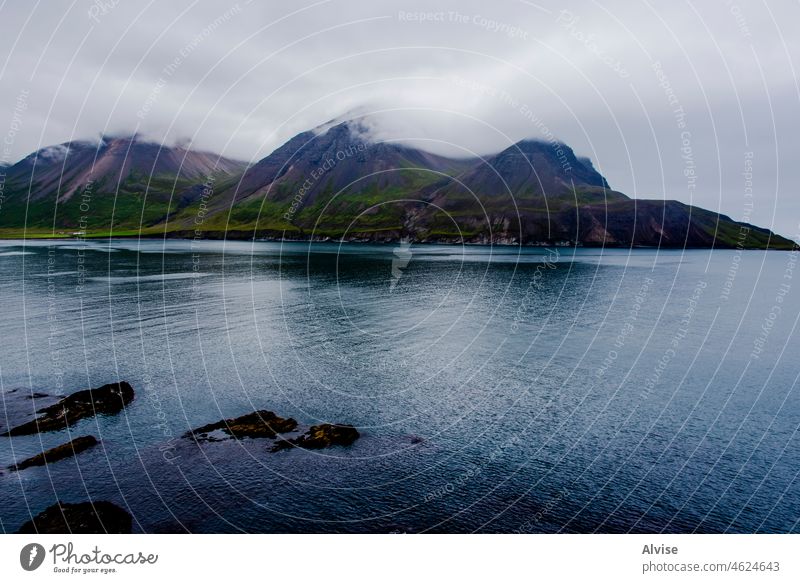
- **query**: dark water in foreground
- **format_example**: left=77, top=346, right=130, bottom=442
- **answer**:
left=0, top=239, right=798, bottom=533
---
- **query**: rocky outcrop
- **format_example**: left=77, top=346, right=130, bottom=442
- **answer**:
left=271, top=423, right=359, bottom=452
left=9, top=435, right=98, bottom=471
left=1, top=382, right=134, bottom=436
left=17, top=501, right=132, bottom=534
left=184, top=410, right=360, bottom=452
left=184, top=410, right=297, bottom=442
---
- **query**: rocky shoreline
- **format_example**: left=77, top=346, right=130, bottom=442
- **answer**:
left=184, top=410, right=360, bottom=453
left=3, top=382, right=360, bottom=533
left=183, top=410, right=297, bottom=442
left=18, top=501, right=132, bottom=534
left=1, top=382, right=134, bottom=436
left=271, top=423, right=360, bottom=452
left=1, top=382, right=136, bottom=533
left=9, top=435, right=99, bottom=472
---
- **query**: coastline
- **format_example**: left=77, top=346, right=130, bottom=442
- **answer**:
left=0, top=230, right=796, bottom=250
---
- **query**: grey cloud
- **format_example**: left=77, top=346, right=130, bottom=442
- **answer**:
left=1, top=0, right=798, bottom=236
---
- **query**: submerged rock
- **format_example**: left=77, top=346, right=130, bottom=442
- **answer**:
left=1, top=382, right=134, bottom=436
left=17, top=501, right=132, bottom=534
left=184, top=410, right=297, bottom=442
left=271, top=423, right=359, bottom=452
left=10, top=435, right=98, bottom=471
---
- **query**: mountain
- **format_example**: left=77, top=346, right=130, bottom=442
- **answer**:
left=232, top=122, right=467, bottom=204
left=158, top=121, right=472, bottom=235
left=0, top=136, right=246, bottom=233
left=441, top=139, right=610, bottom=199
left=0, top=122, right=793, bottom=249
left=162, top=120, right=790, bottom=248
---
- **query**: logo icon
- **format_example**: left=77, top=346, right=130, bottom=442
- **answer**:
left=20, top=543, right=46, bottom=571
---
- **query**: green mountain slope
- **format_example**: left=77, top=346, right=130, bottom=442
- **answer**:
left=0, top=123, right=794, bottom=249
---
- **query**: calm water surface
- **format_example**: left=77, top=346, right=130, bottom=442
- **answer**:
left=0, top=239, right=798, bottom=533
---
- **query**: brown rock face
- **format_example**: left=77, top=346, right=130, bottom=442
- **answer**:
left=10, top=435, right=98, bottom=471
left=1, top=382, right=135, bottom=436
left=17, top=501, right=132, bottom=534
left=184, top=410, right=298, bottom=441
left=271, top=423, right=359, bottom=452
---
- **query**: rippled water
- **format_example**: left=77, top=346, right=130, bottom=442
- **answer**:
left=0, top=238, right=798, bottom=533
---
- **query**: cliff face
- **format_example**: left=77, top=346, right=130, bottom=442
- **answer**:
left=0, top=123, right=793, bottom=249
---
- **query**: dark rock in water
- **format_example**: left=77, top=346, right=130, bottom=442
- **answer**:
left=1, top=382, right=134, bottom=436
left=10, top=435, right=98, bottom=471
left=271, top=423, right=359, bottom=452
left=184, top=410, right=297, bottom=441
left=17, top=501, right=132, bottom=534
left=26, top=392, right=49, bottom=399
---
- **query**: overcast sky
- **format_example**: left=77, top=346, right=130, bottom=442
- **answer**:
left=1, top=0, right=798, bottom=237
